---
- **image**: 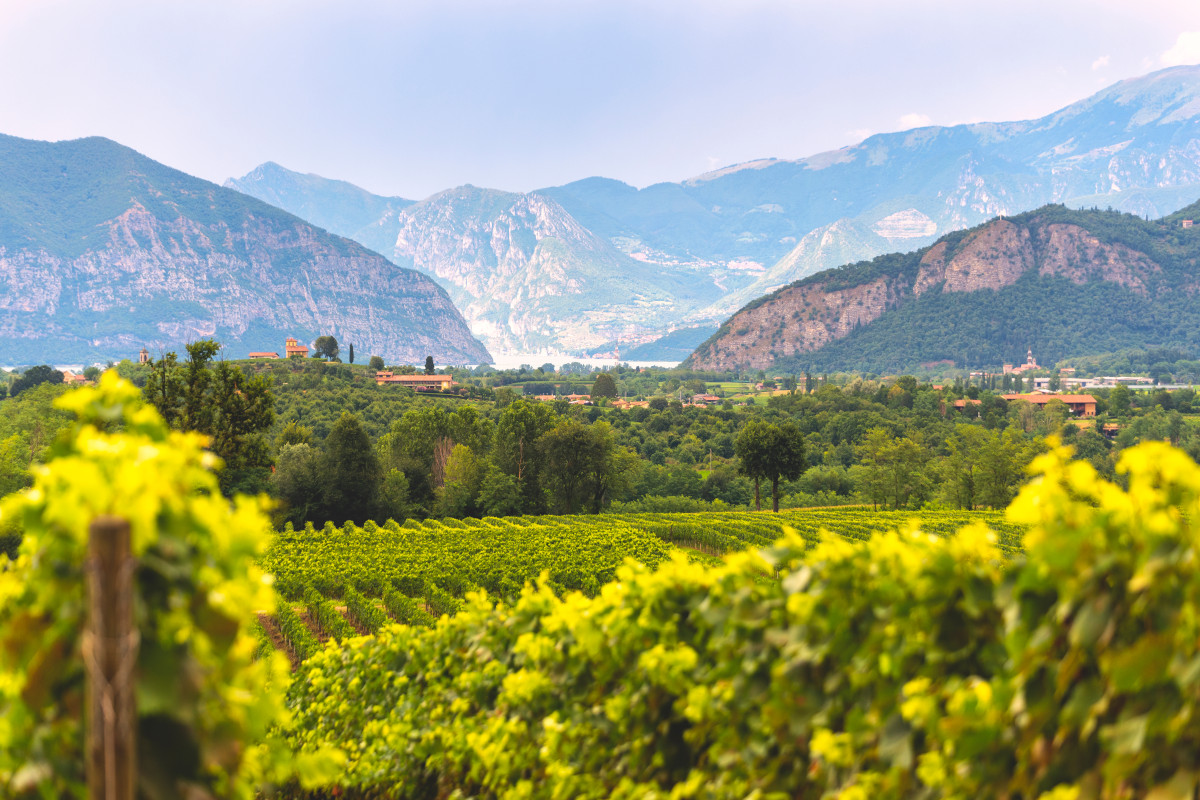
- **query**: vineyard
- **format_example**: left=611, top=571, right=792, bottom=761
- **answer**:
left=272, top=442, right=1200, bottom=799
left=16, top=371, right=1200, bottom=800
left=257, top=508, right=1025, bottom=666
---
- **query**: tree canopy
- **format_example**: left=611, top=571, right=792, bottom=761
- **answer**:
left=145, top=339, right=275, bottom=494
left=735, top=420, right=806, bottom=511
left=314, top=335, right=340, bottom=361
left=10, top=365, right=64, bottom=396
left=591, top=373, right=618, bottom=399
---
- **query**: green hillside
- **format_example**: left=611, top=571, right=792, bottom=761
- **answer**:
left=690, top=201, right=1200, bottom=373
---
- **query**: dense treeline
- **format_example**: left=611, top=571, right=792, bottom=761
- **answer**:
left=4, top=344, right=1200, bottom=535
left=258, top=362, right=1200, bottom=527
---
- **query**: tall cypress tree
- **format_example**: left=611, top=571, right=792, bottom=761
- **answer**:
left=321, top=412, right=381, bottom=523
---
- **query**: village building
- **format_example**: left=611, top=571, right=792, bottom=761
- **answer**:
left=138, top=348, right=150, bottom=365
left=691, top=393, right=722, bottom=405
left=1000, top=393, right=1097, bottom=417
left=248, top=351, right=280, bottom=359
left=374, top=371, right=456, bottom=390
left=60, top=370, right=89, bottom=385
left=285, top=337, right=309, bottom=358
left=528, top=393, right=593, bottom=403
left=1003, top=348, right=1040, bottom=375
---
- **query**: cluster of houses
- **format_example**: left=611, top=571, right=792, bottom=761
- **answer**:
left=527, top=393, right=726, bottom=408
left=254, top=338, right=461, bottom=392
left=130, top=337, right=465, bottom=393
left=1003, top=348, right=1042, bottom=375
left=950, top=393, right=1099, bottom=417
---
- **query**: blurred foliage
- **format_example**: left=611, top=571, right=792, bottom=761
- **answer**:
left=0, top=373, right=339, bottom=798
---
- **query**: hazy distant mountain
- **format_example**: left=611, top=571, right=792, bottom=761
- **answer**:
left=229, top=64, right=1200, bottom=357
left=224, top=161, right=414, bottom=256
left=386, top=185, right=722, bottom=352
left=686, top=201, right=1200, bottom=374
left=0, top=135, right=490, bottom=365
left=552, top=65, right=1200, bottom=315
left=622, top=326, right=719, bottom=362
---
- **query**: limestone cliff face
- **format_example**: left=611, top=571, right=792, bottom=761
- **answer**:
left=388, top=186, right=718, bottom=353
left=687, top=207, right=1190, bottom=372
left=911, top=220, right=1157, bottom=297
left=913, top=220, right=1034, bottom=295
left=1035, top=224, right=1157, bottom=293
left=0, top=135, right=491, bottom=365
left=690, top=276, right=900, bottom=371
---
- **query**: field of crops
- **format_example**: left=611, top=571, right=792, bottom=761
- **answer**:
left=258, top=508, right=1024, bottom=664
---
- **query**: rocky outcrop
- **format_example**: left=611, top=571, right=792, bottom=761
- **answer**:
left=690, top=277, right=897, bottom=371
left=686, top=204, right=1192, bottom=372
left=913, top=220, right=1034, bottom=294
left=1035, top=223, right=1156, bottom=294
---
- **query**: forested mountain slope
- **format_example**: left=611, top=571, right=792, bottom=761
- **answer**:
left=687, top=201, right=1200, bottom=373
left=0, top=134, right=490, bottom=365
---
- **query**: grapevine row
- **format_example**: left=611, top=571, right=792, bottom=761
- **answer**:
left=274, top=597, right=319, bottom=662
left=263, top=509, right=1023, bottom=610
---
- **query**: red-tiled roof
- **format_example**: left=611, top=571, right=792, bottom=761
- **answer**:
left=1001, top=394, right=1096, bottom=403
left=377, top=374, right=453, bottom=382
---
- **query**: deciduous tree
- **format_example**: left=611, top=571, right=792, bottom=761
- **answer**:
left=735, top=420, right=806, bottom=512
left=494, top=399, right=557, bottom=513
left=9, top=365, right=64, bottom=397
left=145, top=339, right=274, bottom=495
left=314, top=335, right=340, bottom=361
left=478, top=466, right=521, bottom=517
left=434, top=443, right=483, bottom=518
left=270, top=442, right=323, bottom=527
left=591, top=372, right=618, bottom=398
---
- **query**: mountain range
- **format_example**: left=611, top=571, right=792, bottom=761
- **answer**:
left=0, top=135, right=490, bottom=365
left=686, top=200, right=1200, bottom=374
left=226, top=65, right=1200, bottom=359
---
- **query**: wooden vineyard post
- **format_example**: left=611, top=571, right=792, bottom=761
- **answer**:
left=85, top=516, right=138, bottom=800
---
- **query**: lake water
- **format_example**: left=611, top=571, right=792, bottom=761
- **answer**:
left=476, top=352, right=680, bottom=371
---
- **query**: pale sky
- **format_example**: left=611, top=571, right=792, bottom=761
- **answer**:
left=1, top=0, right=1199, bottom=199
